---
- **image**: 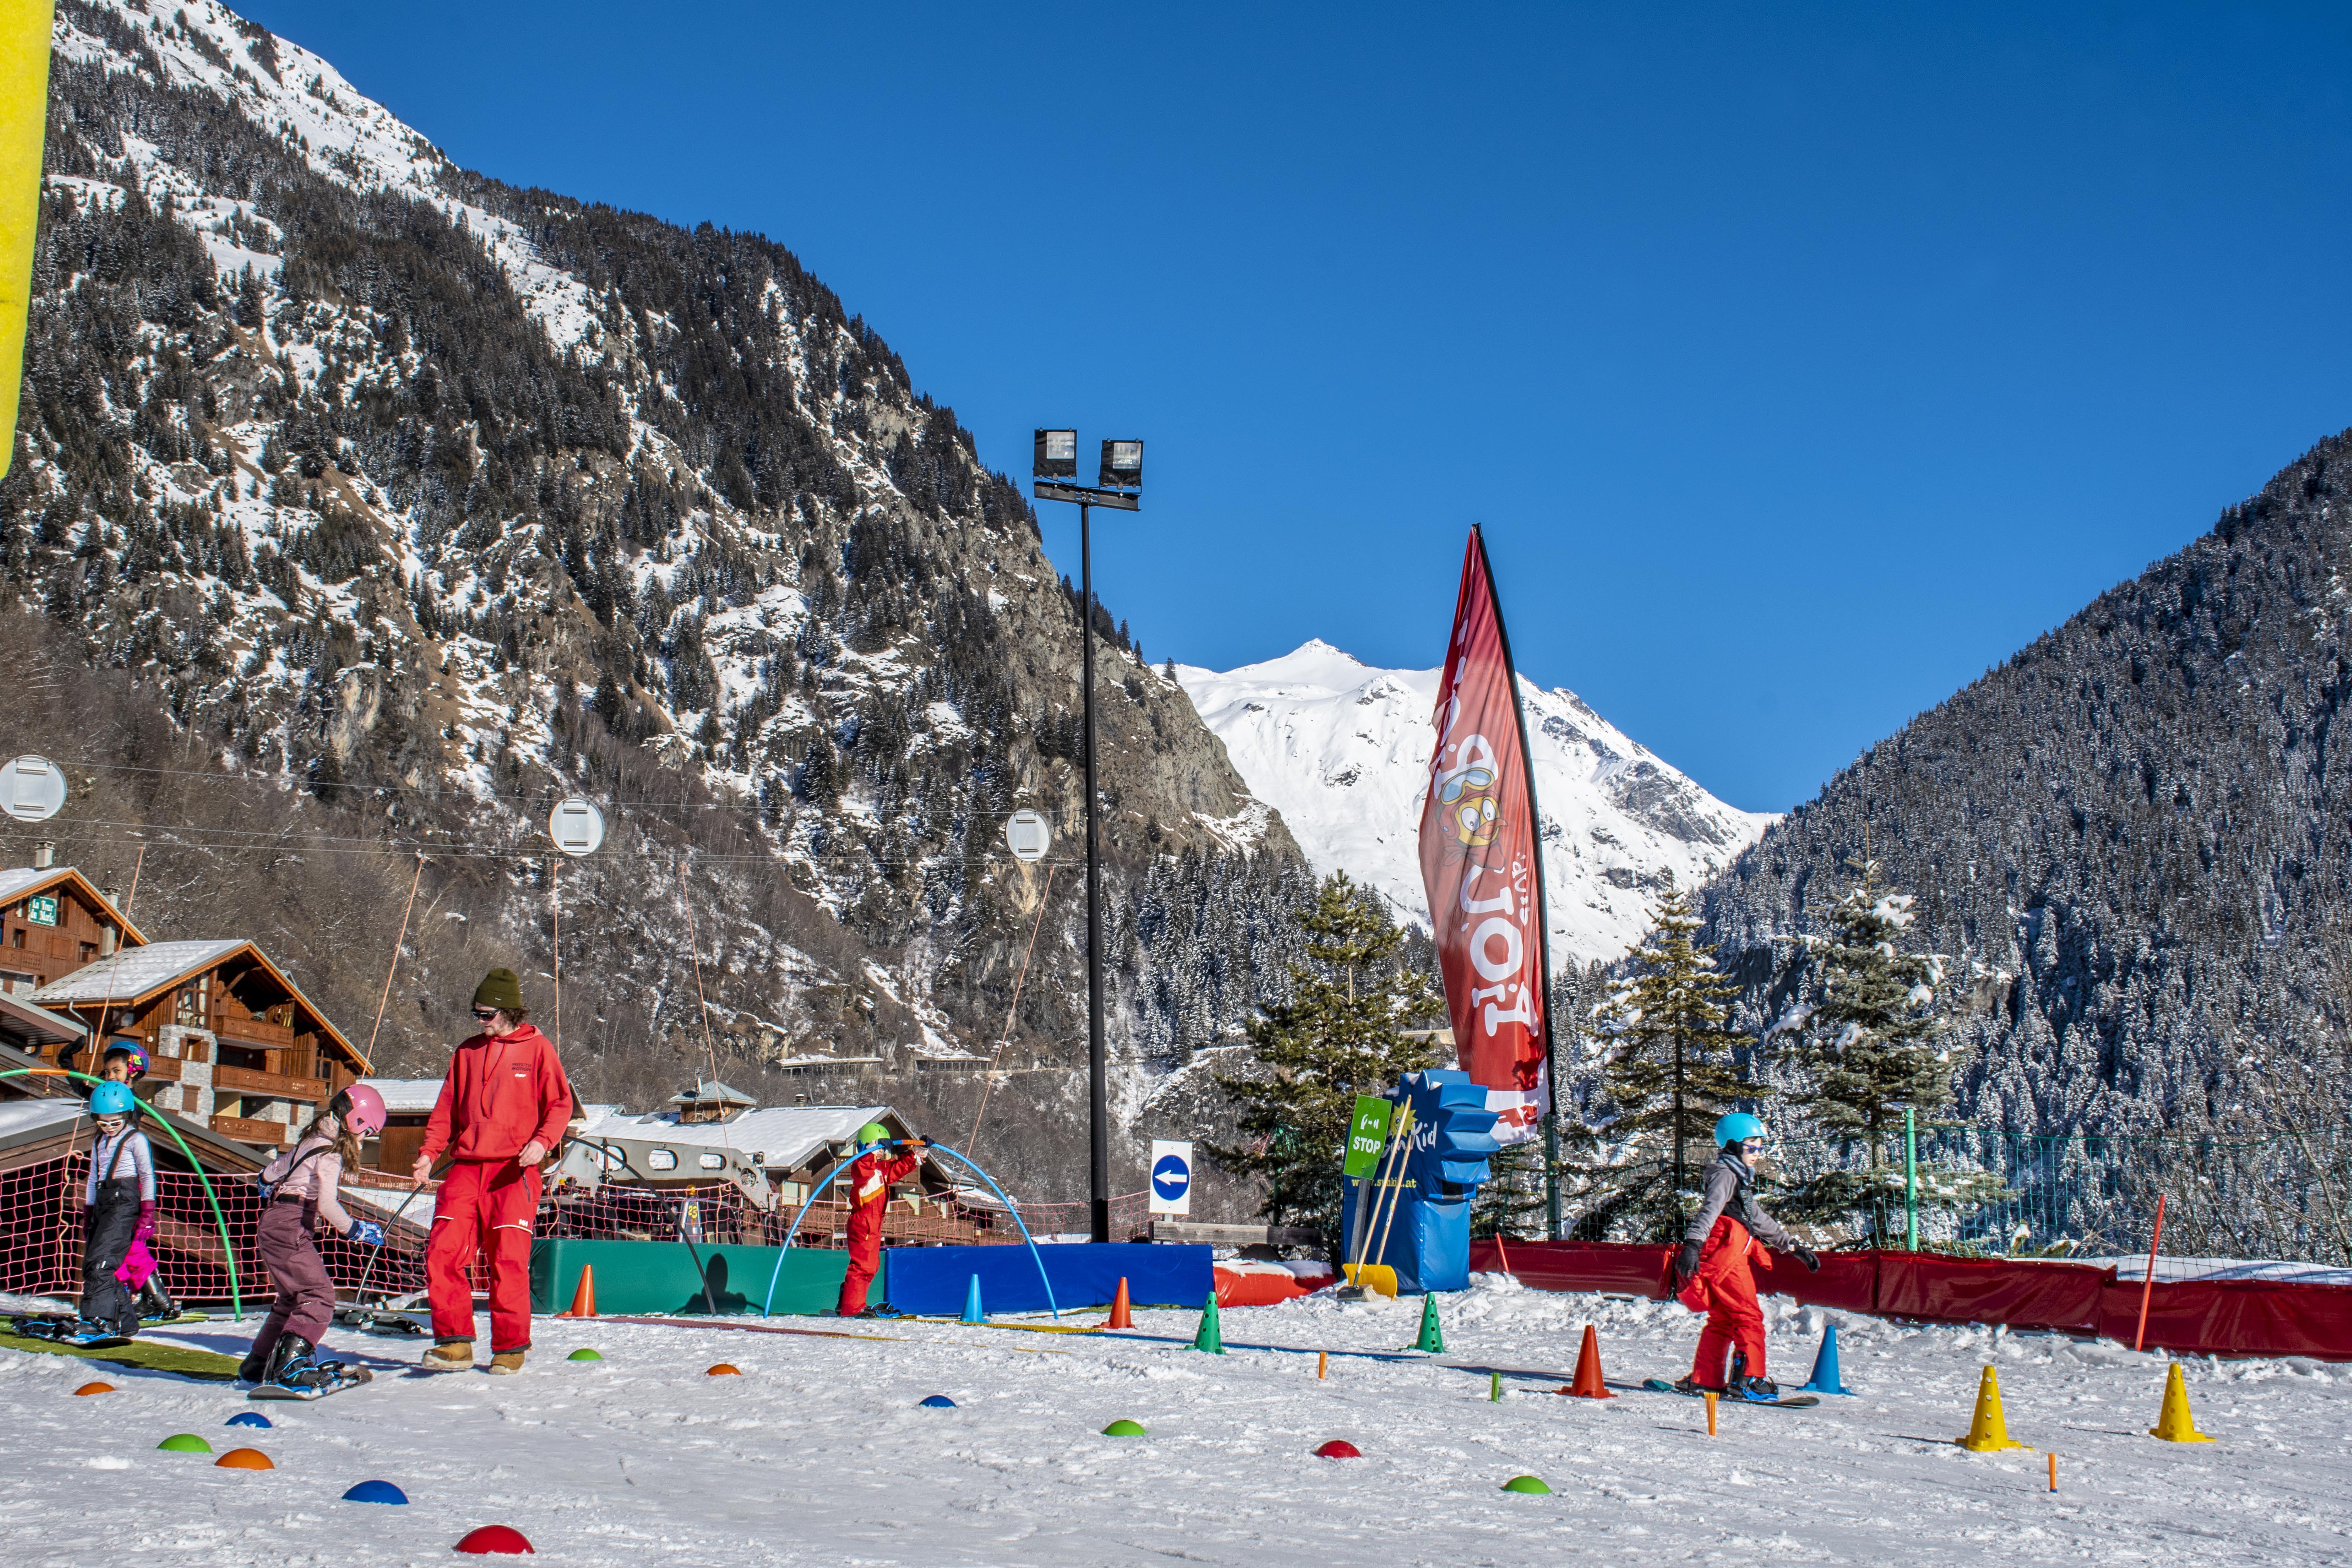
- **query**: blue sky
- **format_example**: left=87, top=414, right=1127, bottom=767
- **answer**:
left=243, top=3, right=2352, bottom=812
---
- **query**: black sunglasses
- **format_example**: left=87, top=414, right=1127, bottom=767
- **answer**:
left=472, top=1008, right=502, bottom=1022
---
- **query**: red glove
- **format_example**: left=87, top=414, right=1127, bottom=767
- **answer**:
left=133, top=1202, right=156, bottom=1244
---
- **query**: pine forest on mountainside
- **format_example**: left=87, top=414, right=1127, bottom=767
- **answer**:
left=0, top=0, right=1320, bottom=1203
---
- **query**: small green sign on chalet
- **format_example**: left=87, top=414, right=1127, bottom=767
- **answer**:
left=25, top=894, right=57, bottom=927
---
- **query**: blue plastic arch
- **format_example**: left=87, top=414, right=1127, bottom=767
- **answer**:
left=758, top=1141, right=1059, bottom=1321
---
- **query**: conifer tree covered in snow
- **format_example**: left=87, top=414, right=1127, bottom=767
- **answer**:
left=1210, top=872, right=1441, bottom=1230
left=1774, top=860, right=1986, bottom=1241
left=1578, top=874, right=1749, bottom=1240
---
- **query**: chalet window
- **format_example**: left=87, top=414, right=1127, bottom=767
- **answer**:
left=8, top=928, right=20, bottom=947
left=77, top=943, right=93, bottom=964
left=647, top=1149, right=677, bottom=1171
left=175, top=977, right=209, bottom=1027
left=698, top=1152, right=725, bottom=1170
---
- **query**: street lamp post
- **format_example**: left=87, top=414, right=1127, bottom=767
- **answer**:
left=1032, top=430, right=1142, bottom=1243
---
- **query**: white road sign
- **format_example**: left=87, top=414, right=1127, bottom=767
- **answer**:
left=1149, top=1139, right=1194, bottom=1217
left=0, top=755, right=66, bottom=823
left=1004, top=808, right=1052, bottom=863
left=548, top=797, right=606, bottom=857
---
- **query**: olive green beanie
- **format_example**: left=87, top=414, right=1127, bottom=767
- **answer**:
left=473, top=968, right=525, bottom=1013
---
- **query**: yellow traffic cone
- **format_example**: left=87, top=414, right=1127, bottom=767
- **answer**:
left=1956, top=1365, right=2031, bottom=1453
left=2148, top=1363, right=2213, bottom=1444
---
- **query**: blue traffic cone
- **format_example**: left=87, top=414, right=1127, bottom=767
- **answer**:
left=961, top=1274, right=987, bottom=1325
left=1798, top=1321, right=1853, bottom=1395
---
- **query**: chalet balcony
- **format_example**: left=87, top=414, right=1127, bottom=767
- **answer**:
left=212, top=1063, right=327, bottom=1102
left=210, top=1015, right=296, bottom=1049
left=210, top=1113, right=293, bottom=1146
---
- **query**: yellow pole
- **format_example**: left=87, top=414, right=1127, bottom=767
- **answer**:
left=0, top=0, right=53, bottom=477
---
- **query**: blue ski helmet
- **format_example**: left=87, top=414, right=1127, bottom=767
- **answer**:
left=89, top=1082, right=137, bottom=1116
left=1714, top=1112, right=1766, bottom=1149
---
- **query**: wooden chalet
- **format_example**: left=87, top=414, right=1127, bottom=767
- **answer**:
left=29, top=940, right=372, bottom=1151
left=0, top=863, right=147, bottom=999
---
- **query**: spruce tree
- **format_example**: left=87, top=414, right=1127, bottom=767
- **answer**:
left=1580, top=874, right=1749, bottom=1240
left=1470, top=1138, right=1552, bottom=1239
left=1780, top=858, right=1980, bottom=1242
left=1211, top=872, right=1442, bottom=1231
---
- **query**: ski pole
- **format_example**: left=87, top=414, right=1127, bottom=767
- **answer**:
left=1365, top=1107, right=1418, bottom=1283
left=1348, top=1107, right=1412, bottom=1284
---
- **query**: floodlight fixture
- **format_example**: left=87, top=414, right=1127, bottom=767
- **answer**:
left=1034, top=428, right=1078, bottom=479
left=1099, top=439, right=1143, bottom=490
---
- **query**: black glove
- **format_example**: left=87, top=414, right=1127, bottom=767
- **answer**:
left=1673, top=1239, right=1701, bottom=1284
left=1793, top=1245, right=1820, bottom=1272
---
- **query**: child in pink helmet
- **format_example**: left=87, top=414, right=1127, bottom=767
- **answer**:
left=238, top=1085, right=389, bottom=1388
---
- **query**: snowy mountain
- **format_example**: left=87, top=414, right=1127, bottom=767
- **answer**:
left=1, top=0, right=1318, bottom=1184
left=1178, top=642, right=1775, bottom=968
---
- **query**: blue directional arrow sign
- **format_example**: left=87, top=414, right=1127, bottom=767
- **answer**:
left=1149, top=1139, right=1193, bottom=1215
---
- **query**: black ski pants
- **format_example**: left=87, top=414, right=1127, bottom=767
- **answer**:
left=81, top=1177, right=140, bottom=1336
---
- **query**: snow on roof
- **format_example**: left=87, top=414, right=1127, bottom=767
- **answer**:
left=34, top=940, right=246, bottom=1005
left=357, top=1078, right=444, bottom=1114
left=0, top=867, right=64, bottom=904
left=667, top=1080, right=756, bottom=1107
left=572, top=1103, right=895, bottom=1171
left=0, top=1097, right=84, bottom=1141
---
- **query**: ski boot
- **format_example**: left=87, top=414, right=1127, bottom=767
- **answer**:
left=137, top=1279, right=182, bottom=1325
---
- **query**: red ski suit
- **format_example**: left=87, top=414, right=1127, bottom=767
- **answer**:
left=1680, top=1214, right=1773, bottom=1383
left=836, top=1149, right=919, bottom=1315
left=419, top=1024, right=572, bottom=1351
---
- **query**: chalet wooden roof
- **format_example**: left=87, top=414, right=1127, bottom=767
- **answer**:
left=0, top=866, right=149, bottom=946
left=33, top=939, right=372, bottom=1075
left=0, top=991, right=86, bottom=1048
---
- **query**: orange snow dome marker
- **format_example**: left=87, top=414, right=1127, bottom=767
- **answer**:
left=706, top=1363, right=740, bottom=1377
left=215, top=1447, right=274, bottom=1470
left=453, top=1524, right=535, bottom=1554
left=72, top=1381, right=114, bottom=1396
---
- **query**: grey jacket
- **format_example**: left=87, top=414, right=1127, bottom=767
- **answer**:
left=1682, top=1146, right=1795, bottom=1251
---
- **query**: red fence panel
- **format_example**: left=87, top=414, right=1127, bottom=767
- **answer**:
left=1873, top=1251, right=2110, bottom=1334
left=2098, top=1277, right=2352, bottom=1360
left=1470, top=1239, right=1673, bottom=1297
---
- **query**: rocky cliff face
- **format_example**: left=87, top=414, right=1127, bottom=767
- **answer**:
left=1, top=0, right=1310, bottom=1196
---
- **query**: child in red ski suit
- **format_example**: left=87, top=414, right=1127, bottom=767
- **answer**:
left=411, top=969, right=572, bottom=1375
left=835, top=1124, right=925, bottom=1316
left=1671, top=1121, right=1818, bottom=1399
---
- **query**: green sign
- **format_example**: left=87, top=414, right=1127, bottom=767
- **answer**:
left=25, top=894, right=56, bottom=927
left=1342, top=1095, right=1394, bottom=1179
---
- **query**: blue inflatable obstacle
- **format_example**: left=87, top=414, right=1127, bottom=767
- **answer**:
left=1339, top=1070, right=1502, bottom=1294
left=225, top=1411, right=272, bottom=1430
left=343, top=1480, right=409, bottom=1505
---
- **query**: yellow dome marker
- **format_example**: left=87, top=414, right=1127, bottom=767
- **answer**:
left=2148, top=1363, right=2213, bottom=1444
left=1956, top=1365, right=2030, bottom=1453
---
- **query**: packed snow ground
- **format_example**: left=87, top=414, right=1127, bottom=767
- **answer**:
left=3, top=1273, right=2348, bottom=1566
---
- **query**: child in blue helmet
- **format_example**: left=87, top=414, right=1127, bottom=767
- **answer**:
left=1669, top=1112, right=1818, bottom=1399
left=77, top=1082, right=153, bottom=1340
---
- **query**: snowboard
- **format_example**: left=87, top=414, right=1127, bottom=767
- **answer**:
left=11, top=1315, right=135, bottom=1348
left=1642, top=1377, right=1820, bottom=1409
left=249, top=1364, right=373, bottom=1401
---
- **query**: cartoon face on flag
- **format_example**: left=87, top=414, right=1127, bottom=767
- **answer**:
left=1418, top=528, right=1551, bottom=1145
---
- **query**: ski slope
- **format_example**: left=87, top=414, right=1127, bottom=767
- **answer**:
left=1180, top=643, right=1776, bottom=966
left=4, top=1274, right=2346, bottom=1565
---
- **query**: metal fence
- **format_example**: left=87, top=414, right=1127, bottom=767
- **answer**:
left=1761, top=1119, right=2352, bottom=1266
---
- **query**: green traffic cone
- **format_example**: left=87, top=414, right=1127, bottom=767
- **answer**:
left=1416, top=1293, right=1444, bottom=1354
left=1192, top=1291, right=1225, bottom=1354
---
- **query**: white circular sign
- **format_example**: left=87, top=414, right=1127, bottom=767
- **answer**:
left=548, top=797, right=605, bottom=857
left=1004, top=808, right=1052, bottom=863
left=0, top=755, right=67, bottom=823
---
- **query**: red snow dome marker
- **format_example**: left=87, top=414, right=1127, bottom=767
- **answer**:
left=453, top=1524, right=535, bottom=1554
left=1315, top=1440, right=1362, bottom=1459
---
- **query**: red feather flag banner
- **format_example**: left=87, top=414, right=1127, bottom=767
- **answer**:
left=1418, top=525, right=1553, bottom=1148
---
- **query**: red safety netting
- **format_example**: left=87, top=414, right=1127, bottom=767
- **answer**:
left=1470, top=1239, right=2352, bottom=1361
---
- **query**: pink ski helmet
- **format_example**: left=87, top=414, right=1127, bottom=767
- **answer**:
left=334, top=1083, right=388, bottom=1139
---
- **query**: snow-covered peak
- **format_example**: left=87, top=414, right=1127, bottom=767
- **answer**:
left=1180, top=643, right=1777, bottom=968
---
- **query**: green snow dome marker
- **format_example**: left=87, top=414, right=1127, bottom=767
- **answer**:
left=156, top=1433, right=213, bottom=1453
left=1500, top=1475, right=1552, bottom=1495
left=1101, top=1419, right=1148, bottom=1437
left=566, top=1348, right=604, bottom=1361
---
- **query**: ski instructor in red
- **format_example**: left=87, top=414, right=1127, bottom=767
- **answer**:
left=411, top=968, right=573, bottom=1374
left=836, top=1122, right=924, bottom=1316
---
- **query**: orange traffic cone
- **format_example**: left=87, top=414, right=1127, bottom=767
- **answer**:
left=1562, top=1323, right=1614, bottom=1399
left=559, top=1265, right=597, bottom=1318
left=1106, top=1276, right=1133, bottom=1329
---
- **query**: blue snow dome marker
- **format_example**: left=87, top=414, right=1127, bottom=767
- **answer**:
left=919, top=1394, right=957, bottom=1409
left=1151, top=1154, right=1190, bottom=1204
left=226, top=1411, right=272, bottom=1429
left=343, top=1479, right=408, bottom=1505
